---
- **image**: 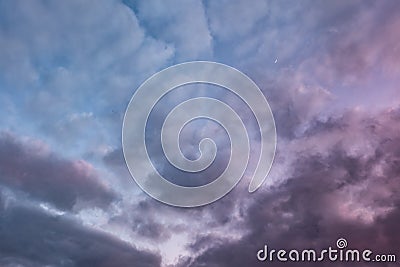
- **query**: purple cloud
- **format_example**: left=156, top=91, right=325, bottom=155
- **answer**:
left=0, top=132, right=116, bottom=210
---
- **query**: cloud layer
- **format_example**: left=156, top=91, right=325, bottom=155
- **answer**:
left=181, top=107, right=400, bottom=266
left=0, top=132, right=116, bottom=210
left=0, top=0, right=399, bottom=266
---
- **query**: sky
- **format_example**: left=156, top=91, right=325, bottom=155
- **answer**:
left=0, top=0, right=399, bottom=266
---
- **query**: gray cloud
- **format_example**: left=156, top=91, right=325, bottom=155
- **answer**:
left=0, top=200, right=161, bottom=267
left=108, top=199, right=174, bottom=242
left=0, top=132, right=116, bottom=211
left=181, top=107, right=400, bottom=266
left=1, top=1, right=399, bottom=266
left=0, top=0, right=174, bottom=155
left=131, top=0, right=212, bottom=60
left=206, top=0, right=269, bottom=41
left=310, top=1, right=400, bottom=84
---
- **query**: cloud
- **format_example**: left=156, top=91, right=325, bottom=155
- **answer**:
left=131, top=0, right=212, bottom=60
left=108, top=199, right=174, bottom=242
left=206, top=0, right=268, bottom=41
left=181, top=106, right=400, bottom=266
left=1, top=1, right=399, bottom=266
left=0, top=0, right=174, bottom=154
left=313, top=1, right=400, bottom=83
left=264, top=69, right=333, bottom=139
left=0, top=200, right=161, bottom=267
left=0, top=132, right=116, bottom=211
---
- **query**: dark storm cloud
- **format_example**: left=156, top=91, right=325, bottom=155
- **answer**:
left=0, top=201, right=161, bottom=267
left=181, top=107, right=400, bottom=267
left=0, top=132, right=116, bottom=210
